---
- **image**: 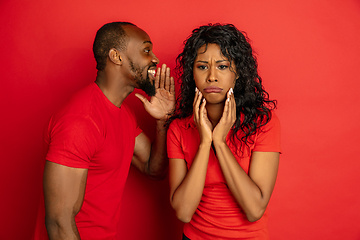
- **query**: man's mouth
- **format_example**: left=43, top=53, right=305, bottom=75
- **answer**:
left=148, top=69, right=156, bottom=80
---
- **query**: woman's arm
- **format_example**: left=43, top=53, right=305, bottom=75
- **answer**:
left=213, top=90, right=279, bottom=222
left=169, top=144, right=210, bottom=223
left=213, top=144, right=279, bottom=222
left=169, top=89, right=213, bottom=223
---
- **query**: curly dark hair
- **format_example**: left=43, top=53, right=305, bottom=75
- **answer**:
left=93, top=22, right=136, bottom=71
left=169, top=23, right=277, bottom=146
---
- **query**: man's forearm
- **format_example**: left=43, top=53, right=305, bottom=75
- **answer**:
left=147, top=119, right=169, bottom=179
left=45, top=216, right=80, bottom=240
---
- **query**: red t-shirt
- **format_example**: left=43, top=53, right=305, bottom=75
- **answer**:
left=167, top=112, right=281, bottom=240
left=33, top=83, right=142, bottom=240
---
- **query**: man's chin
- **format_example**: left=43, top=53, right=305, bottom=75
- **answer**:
left=143, top=86, right=156, bottom=97
left=138, top=79, right=155, bottom=96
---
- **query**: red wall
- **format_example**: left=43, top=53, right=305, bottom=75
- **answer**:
left=1, top=0, right=360, bottom=239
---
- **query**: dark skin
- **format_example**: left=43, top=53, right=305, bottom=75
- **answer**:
left=44, top=25, right=175, bottom=239
left=169, top=44, right=279, bottom=223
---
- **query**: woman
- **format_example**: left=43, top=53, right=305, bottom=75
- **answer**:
left=167, top=23, right=281, bottom=240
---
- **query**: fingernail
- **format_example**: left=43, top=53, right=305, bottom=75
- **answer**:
left=195, top=87, right=198, bottom=92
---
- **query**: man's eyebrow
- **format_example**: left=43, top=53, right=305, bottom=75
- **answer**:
left=143, top=40, right=153, bottom=45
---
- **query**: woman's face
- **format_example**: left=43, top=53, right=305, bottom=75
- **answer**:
left=193, top=43, right=236, bottom=104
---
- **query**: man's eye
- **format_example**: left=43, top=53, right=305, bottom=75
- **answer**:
left=144, top=49, right=150, bottom=53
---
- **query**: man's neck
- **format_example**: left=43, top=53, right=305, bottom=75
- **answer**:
left=95, top=70, right=134, bottom=108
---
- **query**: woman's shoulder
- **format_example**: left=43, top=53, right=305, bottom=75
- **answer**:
left=169, top=115, right=195, bottom=130
left=265, top=110, right=280, bottom=128
left=255, top=110, right=281, bottom=137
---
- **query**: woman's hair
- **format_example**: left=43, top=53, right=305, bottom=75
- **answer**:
left=169, top=23, right=276, bottom=146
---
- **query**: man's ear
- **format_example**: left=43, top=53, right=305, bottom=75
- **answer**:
left=108, top=48, right=123, bottom=66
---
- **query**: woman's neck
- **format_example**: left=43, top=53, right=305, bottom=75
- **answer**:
left=205, top=101, right=225, bottom=127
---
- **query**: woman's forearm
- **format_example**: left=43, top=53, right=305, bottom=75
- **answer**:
left=171, top=142, right=211, bottom=223
left=213, top=141, right=278, bottom=222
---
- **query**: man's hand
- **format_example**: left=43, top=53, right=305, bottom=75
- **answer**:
left=135, top=64, right=175, bottom=121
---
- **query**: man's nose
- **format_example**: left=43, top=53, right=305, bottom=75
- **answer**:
left=151, top=53, right=159, bottom=65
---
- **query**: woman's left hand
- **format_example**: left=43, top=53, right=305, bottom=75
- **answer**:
left=213, top=88, right=236, bottom=144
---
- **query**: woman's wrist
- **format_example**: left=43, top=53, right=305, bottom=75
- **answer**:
left=212, top=138, right=227, bottom=148
left=199, top=139, right=212, bottom=149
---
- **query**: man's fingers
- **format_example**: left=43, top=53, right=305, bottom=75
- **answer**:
left=170, top=77, right=175, bottom=94
left=159, top=64, right=166, bottom=89
left=135, top=93, right=149, bottom=106
left=164, top=67, right=171, bottom=91
left=154, top=67, right=161, bottom=89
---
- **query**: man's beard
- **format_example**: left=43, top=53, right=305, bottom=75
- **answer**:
left=129, top=60, right=156, bottom=97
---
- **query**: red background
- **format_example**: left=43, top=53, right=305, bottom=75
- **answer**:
left=1, top=0, right=360, bottom=239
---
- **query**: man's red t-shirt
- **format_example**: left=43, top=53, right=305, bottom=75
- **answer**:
left=167, top=113, right=281, bottom=240
left=33, top=83, right=142, bottom=240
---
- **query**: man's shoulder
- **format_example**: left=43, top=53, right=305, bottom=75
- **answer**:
left=47, top=83, right=102, bottom=129
left=56, top=83, right=98, bottom=115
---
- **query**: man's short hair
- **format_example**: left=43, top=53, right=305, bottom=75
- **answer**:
left=93, top=22, right=136, bottom=70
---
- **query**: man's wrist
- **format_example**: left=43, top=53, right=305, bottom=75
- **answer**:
left=155, top=118, right=168, bottom=130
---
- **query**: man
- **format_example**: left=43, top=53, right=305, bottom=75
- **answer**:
left=32, top=22, right=175, bottom=240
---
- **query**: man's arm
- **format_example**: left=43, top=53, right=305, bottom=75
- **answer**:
left=133, top=64, right=175, bottom=179
left=43, top=161, right=88, bottom=239
left=132, top=120, right=168, bottom=180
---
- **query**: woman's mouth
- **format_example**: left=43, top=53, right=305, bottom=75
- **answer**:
left=203, top=86, right=223, bottom=93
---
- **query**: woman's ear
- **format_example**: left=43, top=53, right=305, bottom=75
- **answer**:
left=108, top=48, right=122, bottom=66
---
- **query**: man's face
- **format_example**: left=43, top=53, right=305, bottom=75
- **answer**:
left=128, top=58, right=156, bottom=96
left=123, top=26, right=159, bottom=96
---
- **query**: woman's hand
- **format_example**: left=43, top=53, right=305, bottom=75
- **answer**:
left=213, top=88, right=236, bottom=144
left=193, top=88, right=213, bottom=144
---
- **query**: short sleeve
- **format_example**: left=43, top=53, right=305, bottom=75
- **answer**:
left=45, top=114, right=102, bottom=168
left=167, top=121, right=185, bottom=159
left=253, top=112, right=281, bottom=153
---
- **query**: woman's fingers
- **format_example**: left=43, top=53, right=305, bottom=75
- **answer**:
left=199, top=98, right=207, bottom=123
left=231, top=89, right=236, bottom=122
left=193, top=88, right=202, bottom=122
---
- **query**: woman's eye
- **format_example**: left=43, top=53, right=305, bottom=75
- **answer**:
left=218, top=65, right=228, bottom=70
left=198, top=65, right=207, bottom=70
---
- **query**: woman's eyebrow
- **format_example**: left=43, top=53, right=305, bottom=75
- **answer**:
left=195, top=59, right=228, bottom=63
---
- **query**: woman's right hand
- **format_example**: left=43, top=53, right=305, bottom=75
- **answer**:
left=193, top=88, right=213, bottom=144
left=213, top=88, right=236, bottom=144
